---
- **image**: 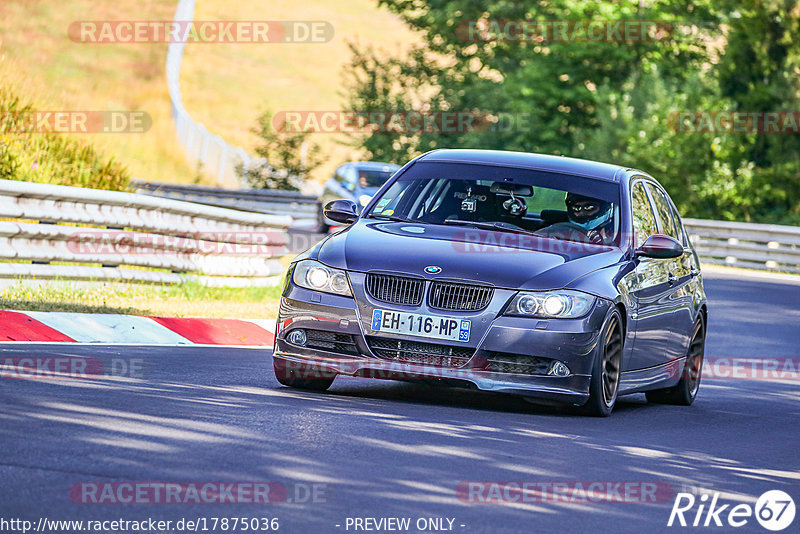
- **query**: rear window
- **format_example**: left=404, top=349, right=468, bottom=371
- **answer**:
left=357, top=169, right=395, bottom=188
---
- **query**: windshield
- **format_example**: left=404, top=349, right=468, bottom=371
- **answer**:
left=357, top=168, right=395, bottom=188
left=367, top=162, right=621, bottom=246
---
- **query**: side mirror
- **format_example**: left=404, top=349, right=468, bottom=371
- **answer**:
left=635, top=234, right=684, bottom=259
left=323, top=199, right=359, bottom=225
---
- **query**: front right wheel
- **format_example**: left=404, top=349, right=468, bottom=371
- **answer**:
left=273, top=357, right=335, bottom=391
left=579, top=307, right=623, bottom=417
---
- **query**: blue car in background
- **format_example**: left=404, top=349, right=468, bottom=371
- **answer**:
left=317, top=161, right=400, bottom=231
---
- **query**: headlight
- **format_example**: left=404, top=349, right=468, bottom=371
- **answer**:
left=291, top=260, right=353, bottom=297
left=358, top=194, right=372, bottom=207
left=505, top=290, right=596, bottom=319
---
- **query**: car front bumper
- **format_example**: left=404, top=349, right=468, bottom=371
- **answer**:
left=273, top=283, right=613, bottom=405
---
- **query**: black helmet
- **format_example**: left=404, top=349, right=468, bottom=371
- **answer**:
left=565, top=192, right=611, bottom=226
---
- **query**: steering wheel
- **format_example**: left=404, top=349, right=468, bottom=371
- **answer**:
left=546, top=221, right=586, bottom=232
left=493, top=220, right=527, bottom=232
left=541, top=221, right=604, bottom=244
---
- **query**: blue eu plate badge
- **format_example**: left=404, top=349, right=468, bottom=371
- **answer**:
left=372, top=309, right=383, bottom=331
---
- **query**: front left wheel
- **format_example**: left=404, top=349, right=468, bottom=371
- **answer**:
left=646, top=316, right=705, bottom=406
left=579, top=307, right=623, bottom=417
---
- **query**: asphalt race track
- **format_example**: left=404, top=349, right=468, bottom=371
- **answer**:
left=1, top=272, right=798, bottom=534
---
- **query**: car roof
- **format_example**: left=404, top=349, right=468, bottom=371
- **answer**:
left=350, top=161, right=401, bottom=170
left=418, top=149, right=627, bottom=182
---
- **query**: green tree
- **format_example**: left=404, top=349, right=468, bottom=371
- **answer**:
left=346, top=0, right=718, bottom=161
left=239, top=110, right=326, bottom=191
left=715, top=0, right=800, bottom=223
left=344, top=0, right=800, bottom=224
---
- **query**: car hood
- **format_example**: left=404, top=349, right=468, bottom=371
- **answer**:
left=316, top=221, right=625, bottom=290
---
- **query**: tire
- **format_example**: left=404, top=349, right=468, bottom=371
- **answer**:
left=273, top=357, right=335, bottom=391
left=646, top=317, right=705, bottom=406
left=579, top=307, right=624, bottom=417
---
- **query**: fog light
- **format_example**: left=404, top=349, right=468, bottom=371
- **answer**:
left=548, top=361, right=570, bottom=377
left=287, top=329, right=307, bottom=346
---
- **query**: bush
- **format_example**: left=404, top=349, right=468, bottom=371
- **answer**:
left=0, top=85, right=130, bottom=191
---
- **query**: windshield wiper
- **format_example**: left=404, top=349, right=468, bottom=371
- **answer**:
left=366, top=214, right=418, bottom=223
left=443, top=219, right=538, bottom=236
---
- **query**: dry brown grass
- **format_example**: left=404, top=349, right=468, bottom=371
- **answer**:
left=0, top=0, right=419, bottom=186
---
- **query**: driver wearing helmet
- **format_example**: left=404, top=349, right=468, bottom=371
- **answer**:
left=564, top=192, right=614, bottom=244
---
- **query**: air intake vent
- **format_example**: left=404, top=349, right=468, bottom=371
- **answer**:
left=366, top=336, right=474, bottom=368
left=484, top=351, right=552, bottom=375
left=304, top=330, right=359, bottom=355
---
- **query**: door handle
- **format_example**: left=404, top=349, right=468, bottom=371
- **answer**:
left=668, top=273, right=677, bottom=285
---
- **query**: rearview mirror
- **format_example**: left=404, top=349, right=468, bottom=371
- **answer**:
left=323, top=199, right=358, bottom=225
left=490, top=182, right=534, bottom=197
left=635, top=234, right=684, bottom=259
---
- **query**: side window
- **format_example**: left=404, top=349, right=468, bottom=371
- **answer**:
left=646, top=183, right=678, bottom=240
left=341, top=167, right=356, bottom=191
left=668, top=200, right=685, bottom=245
left=631, top=181, right=658, bottom=247
left=334, top=165, right=347, bottom=183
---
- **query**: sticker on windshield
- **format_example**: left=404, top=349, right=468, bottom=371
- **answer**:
left=382, top=209, right=394, bottom=216
left=375, top=198, right=391, bottom=211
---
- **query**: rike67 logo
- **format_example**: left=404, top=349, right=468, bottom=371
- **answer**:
left=668, top=490, right=796, bottom=531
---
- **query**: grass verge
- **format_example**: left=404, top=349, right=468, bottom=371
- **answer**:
left=0, top=279, right=284, bottom=319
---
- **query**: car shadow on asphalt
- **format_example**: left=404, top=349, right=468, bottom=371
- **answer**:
left=309, top=375, right=653, bottom=418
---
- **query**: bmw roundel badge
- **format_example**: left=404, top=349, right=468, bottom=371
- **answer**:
left=424, top=265, right=442, bottom=274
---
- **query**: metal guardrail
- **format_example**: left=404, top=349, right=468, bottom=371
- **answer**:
left=685, top=218, right=800, bottom=274
left=167, top=0, right=257, bottom=186
left=1, top=179, right=793, bottom=287
left=133, top=181, right=321, bottom=230
left=0, top=179, right=292, bottom=287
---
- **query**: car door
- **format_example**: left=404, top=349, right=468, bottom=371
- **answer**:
left=647, top=183, right=697, bottom=357
left=626, top=179, right=675, bottom=370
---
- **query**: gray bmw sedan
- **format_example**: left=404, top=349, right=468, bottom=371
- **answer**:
left=273, top=149, right=707, bottom=416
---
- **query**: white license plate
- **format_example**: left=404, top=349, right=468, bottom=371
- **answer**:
left=370, top=309, right=471, bottom=342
